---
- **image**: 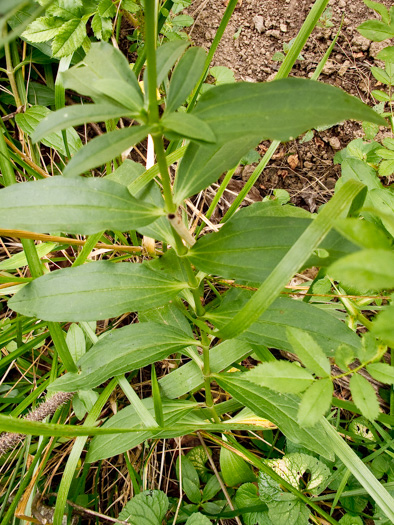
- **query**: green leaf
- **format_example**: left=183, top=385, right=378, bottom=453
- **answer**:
left=329, top=249, right=394, bottom=292
left=22, top=16, right=65, bottom=42
left=52, top=18, right=86, bottom=58
left=94, top=79, right=144, bottom=114
left=246, top=361, right=315, bottom=394
left=32, top=103, right=135, bottom=143
left=97, top=0, right=116, bottom=18
left=210, top=66, right=236, bottom=85
left=188, top=202, right=359, bottom=283
left=166, top=47, right=206, bottom=113
left=371, top=66, right=391, bottom=85
left=159, top=339, right=254, bottom=399
left=9, top=260, right=187, bottom=322
left=350, top=374, right=380, bottom=420
left=177, top=455, right=200, bottom=502
left=220, top=445, right=256, bottom=486
left=262, top=452, right=330, bottom=495
left=335, top=345, right=355, bottom=372
left=16, top=105, right=82, bottom=155
left=118, top=490, right=169, bottom=524
left=66, top=323, right=86, bottom=364
left=339, top=514, right=363, bottom=525
left=363, top=0, right=390, bottom=24
left=173, top=78, right=386, bottom=202
left=0, top=242, right=57, bottom=271
left=215, top=374, right=334, bottom=460
left=185, top=513, right=212, bottom=525
left=297, top=379, right=333, bottom=427
left=371, top=302, right=394, bottom=346
left=366, top=363, right=394, bottom=385
left=334, top=218, right=392, bottom=250
left=377, top=46, right=394, bottom=63
left=205, top=288, right=361, bottom=357
left=46, top=1, right=82, bottom=20
left=0, top=177, right=162, bottom=234
left=172, top=14, right=194, bottom=27
left=63, top=125, right=151, bottom=177
left=183, top=479, right=202, bottom=503
left=201, top=475, right=221, bottom=502
left=286, top=327, right=331, bottom=377
left=87, top=399, right=197, bottom=462
left=155, top=40, right=189, bottom=86
left=162, top=112, right=216, bottom=143
left=357, top=20, right=394, bottom=42
left=187, top=446, right=210, bottom=484
left=91, top=13, right=113, bottom=41
left=49, top=322, right=195, bottom=391
left=235, top=484, right=270, bottom=525
left=62, top=42, right=142, bottom=104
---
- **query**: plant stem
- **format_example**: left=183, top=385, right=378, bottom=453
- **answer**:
left=4, top=41, right=22, bottom=108
left=152, top=134, right=176, bottom=212
left=201, top=332, right=220, bottom=423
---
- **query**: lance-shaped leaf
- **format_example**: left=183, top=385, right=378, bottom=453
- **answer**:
left=49, top=322, right=196, bottom=392
left=63, top=125, right=151, bottom=178
left=188, top=204, right=358, bottom=282
left=0, top=177, right=163, bottom=234
left=246, top=361, right=315, bottom=394
left=215, top=374, right=333, bottom=460
left=166, top=47, right=206, bottom=113
left=62, top=41, right=143, bottom=106
left=88, top=398, right=198, bottom=462
left=9, top=260, right=188, bottom=322
left=205, top=288, right=360, bottom=357
left=174, top=78, right=386, bottom=202
left=32, top=103, right=137, bottom=143
left=162, top=112, right=216, bottom=143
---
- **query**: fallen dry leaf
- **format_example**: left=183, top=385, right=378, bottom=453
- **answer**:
left=287, top=154, right=299, bottom=170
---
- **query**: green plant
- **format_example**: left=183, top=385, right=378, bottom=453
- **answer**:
left=1, top=0, right=394, bottom=524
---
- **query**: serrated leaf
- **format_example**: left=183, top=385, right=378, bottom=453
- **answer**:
left=63, top=125, right=151, bottom=177
left=118, top=490, right=169, bottom=524
left=91, top=13, right=112, bottom=41
left=97, top=0, right=116, bottom=18
left=297, top=379, right=333, bottom=427
left=377, top=46, right=394, bottom=63
left=210, top=66, right=236, bottom=85
left=205, top=288, right=361, bottom=357
left=350, top=374, right=380, bottom=420
left=286, top=327, right=331, bottom=377
left=188, top=202, right=359, bottom=283
left=66, top=323, right=86, bottom=364
left=246, top=361, right=314, bottom=394
left=32, top=103, right=135, bottom=142
left=166, top=47, right=206, bottom=113
left=87, top=399, right=197, bottom=462
left=329, top=249, right=394, bottom=292
left=22, top=16, right=65, bottom=43
left=220, top=446, right=256, bottom=487
left=16, top=105, right=81, bottom=155
left=173, top=78, right=386, bottom=202
left=9, top=260, right=187, bottom=322
left=357, top=20, right=394, bottom=41
left=215, top=375, right=334, bottom=460
left=51, top=322, right=195, bottom=391
left=0, top=177, right=162, bottom=234
left=162, top=112, right=216, bottom=143
left=364, top=0, right=390, bottom=24
left=366, top=363, right=394, bottom=385
left=52, top=18, right=86, bottom=58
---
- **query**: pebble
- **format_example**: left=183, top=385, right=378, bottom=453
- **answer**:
left=280, top=23, right=287, bottom=32
left=352, top=34, right=370, bottom=52
left=329, top=136, right=341, bottom=150
left=370, top=40, right=388, bottom=58
left=266, top=29, right=281, bottom=39
left=253, top=15, right=265, bottom=33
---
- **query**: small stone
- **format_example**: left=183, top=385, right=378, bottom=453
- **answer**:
left=266, top=29, right=281, bottom=39
left=338, top=0, right=346, bottom=6
left=280, top=23, right=287, bottom=32
left=329, top=136, right=341, bottom=150
left=370, top=40, right=388, bottom=58
left=304, top=161, right=314, bottom=169
left=322, top=59, right=336, bottom=75
left=352, top=34, right=370, bottom=52
left=325, top=177, right=336, bottom=189
left=253, top=15, right=265, bottom=33
left=287, top=154, right=299, bottom=170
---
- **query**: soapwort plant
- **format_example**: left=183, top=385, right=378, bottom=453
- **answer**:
left=1, top=0, right=394, bottom=523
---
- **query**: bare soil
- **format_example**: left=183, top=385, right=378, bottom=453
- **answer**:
left=187, top=0, right=393, bottom=211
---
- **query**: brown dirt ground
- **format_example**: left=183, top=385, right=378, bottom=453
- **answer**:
left=186, top=0, right=394, bottom=213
